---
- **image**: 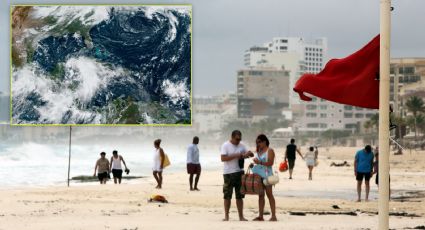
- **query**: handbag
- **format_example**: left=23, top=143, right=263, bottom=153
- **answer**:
left=262, top=150, right=279, bottom=186
left=162, top=154, right=171, bottom=168
left=241, top=167, right=264, bottom=195
left=279, top=160, right=288, bottom=172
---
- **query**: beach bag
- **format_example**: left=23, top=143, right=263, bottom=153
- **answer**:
left=162, top=154, right=171, bottom=168
left=253, top=150, right=280, bottom=186
left=241, top=168, right=264, bottom=195
left=279, top=160, right=288, bottom=172
left=314, top=160, right=319, bottom=167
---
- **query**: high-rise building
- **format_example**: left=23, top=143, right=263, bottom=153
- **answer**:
left=390, top=58, right=425, bottom=117
left=244, top=37, right=327, bottom=105
left=243, top=37, right=383, bottom=133
left=237, top=68, right=290, bottom=118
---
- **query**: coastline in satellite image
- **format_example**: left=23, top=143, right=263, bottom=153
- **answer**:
left=11, top=5, right=191, bottom=125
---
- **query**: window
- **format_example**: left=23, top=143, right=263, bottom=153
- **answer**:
left=320, top=123, right=327, bottom=128
left=365, top=113, right=375, bottom=118
left=355, top=113, right=364, bottom=118
left=344, top=113, right=353, bottom=118
left=280, top=46, right=287, bottom=50
left=307, top=123, right=319, bottom=128
left=281, top=39, right=288, bottom=43
left=306, top=105, right=317, bottom=110
left=345, top=124, right=357, bottom=129
left=404, top=67, right=414, bottom=74
left=306, top=112, right=317, bottom=117
left=320, top=113, right=327, bottom=118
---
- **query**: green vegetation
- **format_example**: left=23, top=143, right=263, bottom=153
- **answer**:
left=105, top=97, right=145, bottom=124
left=50, top=63, right=66, bottom=81
left=405, top=96, right=425, bottom=140
left=49, top=18, right=92, bottom=43
left=68, top=80, right=80, bottom=91
left=43, top=15, right=58, bottom=25
left=25, top=38, right=35, bottom=63
left=11, top=46, right=23, bottom=67
left=120, top=102, right=142, bottom=124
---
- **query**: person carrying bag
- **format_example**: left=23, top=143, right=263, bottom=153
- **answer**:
left=250, top=134, right=278, bottom=221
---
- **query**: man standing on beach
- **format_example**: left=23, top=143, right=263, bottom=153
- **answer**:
left=354, top=145, right=374, bottom=202
left=220, top=130, right=254, bottom=221
left=109, top=150, right=128, bottom=184
left=284, top=138, right=304, bottom=179
left=187, top=136, right=201, bottom=191
left=94, top=152, right=110, bottom=184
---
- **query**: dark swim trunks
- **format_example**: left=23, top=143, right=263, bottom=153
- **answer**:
left=223, top=171, right=245, bottom=200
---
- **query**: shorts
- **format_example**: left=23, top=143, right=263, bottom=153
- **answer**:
left=112, top=169, right=123, bottom=179
left=187, top=163, right=201, bottom=174
left=98, top=172, right=108, bottom=181
left=288, top=159, right=295, bottom=169
left=223, top=171, right=245, bottom=200
left=306, top=158, right=315, bottom=167
left=356, top=172, right=371, bottom=181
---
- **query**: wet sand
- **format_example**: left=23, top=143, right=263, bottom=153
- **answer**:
left=0, top=147, right=424, bottom=229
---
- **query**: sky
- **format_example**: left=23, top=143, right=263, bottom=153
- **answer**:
left=1, top=0, right=425, bottom=95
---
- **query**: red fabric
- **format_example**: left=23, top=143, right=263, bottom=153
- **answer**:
left=293, top=35, right=380, bottom=109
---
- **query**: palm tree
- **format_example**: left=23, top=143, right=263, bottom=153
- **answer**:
left=415, top=114, right=425, bottom=137
left=363, top=120, right=372, bottom=133
left=405, top=96, right=425, bottom=140
left=392, top=115, right=406, bottom=139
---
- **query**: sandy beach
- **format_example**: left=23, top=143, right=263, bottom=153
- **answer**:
left=0, top=147, right=424, bottom=230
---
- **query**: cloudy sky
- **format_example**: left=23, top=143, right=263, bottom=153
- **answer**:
left=1, top=0, right=425, bottom=95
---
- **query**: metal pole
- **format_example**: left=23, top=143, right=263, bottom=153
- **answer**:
left=379, top=0, right=391, bottom=229
left=67, top=126, right=72, bottom=187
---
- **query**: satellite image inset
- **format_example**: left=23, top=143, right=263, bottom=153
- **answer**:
left=11, top=5, right=191, bottom=125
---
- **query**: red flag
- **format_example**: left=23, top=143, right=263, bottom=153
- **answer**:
left=294, top=35, right=380, bottom=109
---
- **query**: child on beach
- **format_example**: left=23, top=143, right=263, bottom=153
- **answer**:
left=304, top=146, right=318, bottom=180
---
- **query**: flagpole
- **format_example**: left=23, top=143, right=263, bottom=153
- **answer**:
left=378, top=0, right=391, bottom=229
left=67, top=126, right=72, bottom=187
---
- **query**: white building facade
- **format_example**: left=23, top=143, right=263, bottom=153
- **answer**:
left=244, top=37, right=376, bottom=133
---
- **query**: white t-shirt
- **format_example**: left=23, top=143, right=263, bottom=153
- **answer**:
left=304, top=150, right=316, bottom=161
left=187, top=144, right=200, bottom=164
left=221, top=141, right=247, bottom=175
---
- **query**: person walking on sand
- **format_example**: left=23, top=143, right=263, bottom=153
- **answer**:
left=94, top=152, right=110, bottom=184
left=187, top=136, right=201, bottom=191
left=251, top=134, right=277, bottom=221
left=354, top=145, right=374, bottom=202
left=109, top=150, right=128, bottom=184
left=284, top=138, right=304, bottom=179
left=304, top=146, right=318, bottom=180
left=153, top=139, right=165, bottom=189
left=221, top=130, right=254, bottom=221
